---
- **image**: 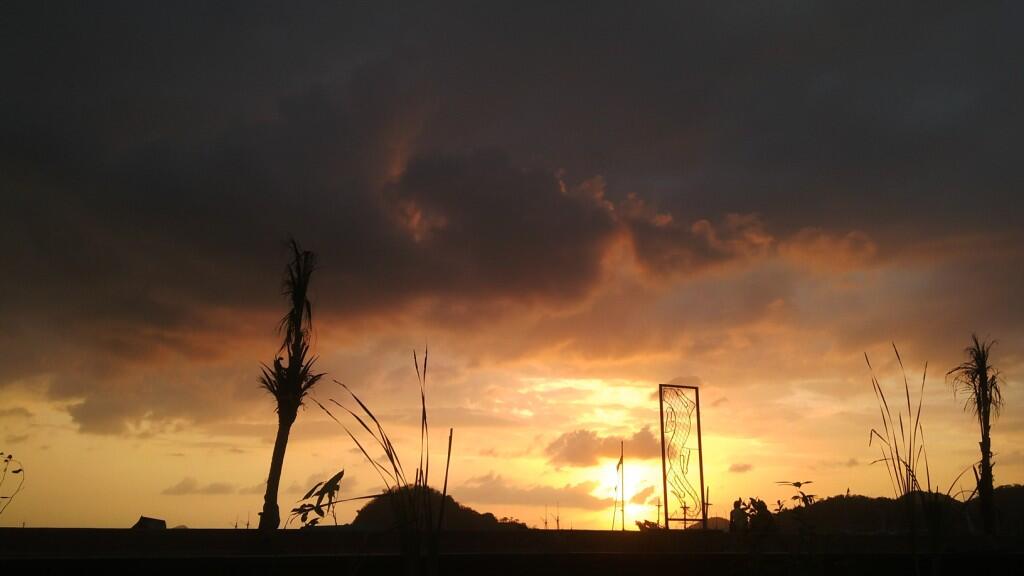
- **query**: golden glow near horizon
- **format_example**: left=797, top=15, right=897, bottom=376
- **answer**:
left=2, top=347, right=1021, bottom=530
left=1, top=234, right=1022, bottom=530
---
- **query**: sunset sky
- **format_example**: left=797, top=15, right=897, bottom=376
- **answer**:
left=2, top=2, right=1023, bottom=529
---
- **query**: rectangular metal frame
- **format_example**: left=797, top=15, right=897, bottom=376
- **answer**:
left=659, top=384, right=706, bottom=530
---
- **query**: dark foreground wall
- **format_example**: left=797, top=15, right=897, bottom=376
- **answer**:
left=3, top=552, right=1018, bottom=576
left=1, top=528, right=1019, bottom=576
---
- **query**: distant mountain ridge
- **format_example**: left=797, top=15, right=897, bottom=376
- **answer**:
left=335, top=484, right=1024, bottom=534
left=710, top=485, right=1024, bottom=535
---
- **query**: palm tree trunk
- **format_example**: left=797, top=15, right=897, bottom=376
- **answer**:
left=979, top=410, right=994, bottom=535
left=259, top=410, right=296, bottom=530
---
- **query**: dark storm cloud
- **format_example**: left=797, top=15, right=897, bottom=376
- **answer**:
left=395, top=3, right=1024, bottom=235
left=2, top=2, right=1022, bottom=432
left=0, top=52, right=623, bottom=431
left=620, top=196, right=774, bottom=276
left=383, top=153, right=618, bottom=301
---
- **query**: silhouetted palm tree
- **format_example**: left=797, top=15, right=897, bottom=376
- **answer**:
left=947, top=334, right=1003, bottom=535
left=258, top=239, right=324, bottom=530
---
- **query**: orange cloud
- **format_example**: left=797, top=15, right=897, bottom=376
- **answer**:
left=778, top=228, right=878, bottom=271
left=545, top=426, right=661, bottom=467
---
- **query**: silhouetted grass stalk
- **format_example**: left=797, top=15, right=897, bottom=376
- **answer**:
left=867, top=344, right=930, bottom=501
left=311, top=346, right=453, bottom=575
left=866, top=343, right=974, bottom=557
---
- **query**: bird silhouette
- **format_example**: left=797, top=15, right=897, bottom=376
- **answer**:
left=776, top=480, right=813, bottom=489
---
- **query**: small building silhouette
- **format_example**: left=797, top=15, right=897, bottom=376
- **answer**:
left=131, top=516, right=167, bottom=530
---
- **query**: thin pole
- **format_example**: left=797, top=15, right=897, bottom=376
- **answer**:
left=621, top=440, right=625, bottom=531
left=695, top=386, right=707, bottom=530
left=659, top=384, right=669, bottom=530
left=705, top=486, right=711, bottom=525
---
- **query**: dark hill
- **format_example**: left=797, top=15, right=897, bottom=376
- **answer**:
left=765, top=484, right=1024, bottom=536
left=350, top=486, right=527, bottom=532
left=338, top=485, right=1024, bottom=535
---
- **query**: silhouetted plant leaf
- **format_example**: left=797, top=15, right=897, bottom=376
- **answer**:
left=323, top=470, right=344, bottom=491
left=302, top=482, right=323, bottom=501
left=316, top=470, right=344, bottom=507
